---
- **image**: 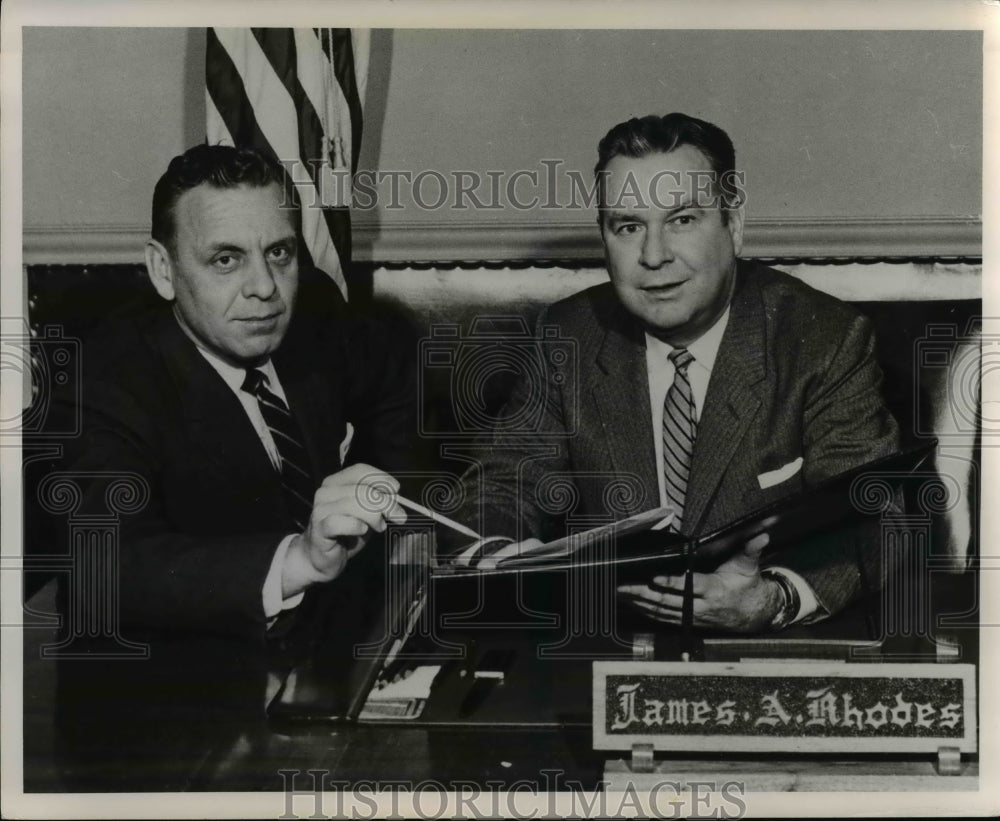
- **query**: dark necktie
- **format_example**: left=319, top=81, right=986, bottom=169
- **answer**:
left=241, top=369, right=314, bottom=531
left=662, top=348, right=697, bottom=532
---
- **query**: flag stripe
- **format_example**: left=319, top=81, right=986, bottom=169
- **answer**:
left=251, top=29, right=326, bottom=187
left=252, top=27, right=353, bottom=277
left=310, top=28, right=355, bottom=172
left=294, top=28, right=355, bottom=204
left=204, top=38, right=322, bottom=276
left=213, top=30, right=299, bottom=155
left=209, top=35, right=334, bottom=289
left=291, top=30, right=330, bottom=138
left=322, top=28, right=364, bottom=170
left=206, top=27, right=363, bottom=300
left=205, top=87, right=234, bottom=147
left=206, top=29, right=271, bottom=149
left=215, top=28, right=346, bottom=294
left=293, top=29, right=349, bottom=191
left=350, top=30, right=370, bottom=107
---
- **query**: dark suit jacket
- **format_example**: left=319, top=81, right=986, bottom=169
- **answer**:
left=455, top=261, right=900, bottom=617
left=64, top=285, right=419, bottom=638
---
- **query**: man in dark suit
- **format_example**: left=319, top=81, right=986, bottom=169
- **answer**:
left=454, top=113, right=900, bottom=633
left=64, top=144, right=414, bottom=638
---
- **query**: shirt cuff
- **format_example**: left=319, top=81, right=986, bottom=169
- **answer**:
left=263, top=534, right=306, bottom=619
left=766, top=566, right=825, bottom=625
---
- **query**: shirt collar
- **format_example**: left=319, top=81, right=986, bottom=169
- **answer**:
left=194, top=344, right=279, bottom=396
left=644, top=306, right=731, bottom=373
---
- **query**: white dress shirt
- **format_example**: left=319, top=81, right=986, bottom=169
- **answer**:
left=643, top=309, right=820, bottom=624
left=196, top=348, right=304, bottom=619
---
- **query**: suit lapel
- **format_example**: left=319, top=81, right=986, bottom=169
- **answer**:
left=590, top=304, right=660, bottom=515
left=273, top=343, right=339, bottom=485
left=683, top=264, right=767, bottom=532
left=151, top=311, right=279, bottom=486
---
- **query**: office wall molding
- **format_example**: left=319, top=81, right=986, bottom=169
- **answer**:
left=23, top=216, right=981, bottom=266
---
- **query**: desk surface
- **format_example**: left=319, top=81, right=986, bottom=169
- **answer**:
left=22, top=579, right=608, bottom=793
left=22, top=575, right=978, bottom=793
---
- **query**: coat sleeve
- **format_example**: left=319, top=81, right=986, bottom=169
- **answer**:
left=61, top=377, right=285, bottom=638
left=764, top=311, right=902, bottom=616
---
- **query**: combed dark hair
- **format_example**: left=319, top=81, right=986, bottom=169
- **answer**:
left=595, top=112, right=736, bottom=179
left=151, top=144, right=296, bottom=247
left=594, top=113, right=740, bottom=217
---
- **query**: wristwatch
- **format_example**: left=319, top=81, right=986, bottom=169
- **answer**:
left=761, top=568, right=800, bottom=631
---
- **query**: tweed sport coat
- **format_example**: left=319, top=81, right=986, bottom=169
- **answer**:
left=455, top=261, right=901, bottom=616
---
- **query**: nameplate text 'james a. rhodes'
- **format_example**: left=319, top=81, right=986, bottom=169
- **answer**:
left=592, top=661, right=976, bottom=754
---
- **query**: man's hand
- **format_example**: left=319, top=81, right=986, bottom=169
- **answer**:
left=617, top=534, right=783, bottom=633
left=477, top=537, right=544, bottom=570
left=282, top=464, right=406, bottom=598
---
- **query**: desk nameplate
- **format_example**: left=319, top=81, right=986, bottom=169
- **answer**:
left=593, top=662, right=976, bottom=754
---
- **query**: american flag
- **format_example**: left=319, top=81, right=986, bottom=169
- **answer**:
left=206, top=28, right=368, bottom=300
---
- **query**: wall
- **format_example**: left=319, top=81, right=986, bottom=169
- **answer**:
left=23, top=27, right=207, bottom=232
left=22, top=27, right=982, bottom=263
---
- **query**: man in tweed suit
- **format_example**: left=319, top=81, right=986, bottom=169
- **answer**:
left=455, top=113, right=900, bottom=633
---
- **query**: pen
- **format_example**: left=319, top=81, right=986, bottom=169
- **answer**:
left=394, top=495, right=483, bottom=541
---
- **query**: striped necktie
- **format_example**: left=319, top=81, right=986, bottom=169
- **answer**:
left=241, top=369, right=314, bottom=531
left=662, top=348, right=697, bottom=532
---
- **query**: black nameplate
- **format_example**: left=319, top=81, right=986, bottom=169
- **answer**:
left=593, top=662, right=976, bottom=753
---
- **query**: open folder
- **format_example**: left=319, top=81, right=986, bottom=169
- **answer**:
left=432, top=442, right=937, bottom=583
left=449, top=505, right=675, bottom=570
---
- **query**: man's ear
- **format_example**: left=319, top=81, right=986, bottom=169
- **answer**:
left=144, top=239, right=176, bottom=301
left=727, top=202, right=746, bottom=257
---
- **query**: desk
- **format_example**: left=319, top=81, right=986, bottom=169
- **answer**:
left=22, top=579, right=603, bottom=793
left=22, top=575, right=977, bottom=793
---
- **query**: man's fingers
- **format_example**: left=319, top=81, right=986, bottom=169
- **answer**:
left=642, top=573, right=711, bottom=597
left=744, top=532, right=770, bottom=557
left=313, top=484, right=406, bottom=524
left=343, top=538, right=368, bottom=559
left=383, top=500, right=408, bottom=525
left=313, top=512, right=370, bottom=542
left=319, top=512, right=368, bottom=538
left=628, top=598, right=682, bottom=624
left=617, top=584, right=687, bottom=612
left=714, top=534, right=770, bottom=574
left=321, top=463, right=401, bottom=495
left=294, top=514, right=370, bottom=581
left=480, top=537, right=544, bottom=567
left=311, top=489, right=405, bottom=526
left=320, top=462, right=379, bottom=485
left=621, top=553, right=777, bottom=631
left=315, top=466, right=409, bottom=529
left=649, top=574, right=704, bottom=595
